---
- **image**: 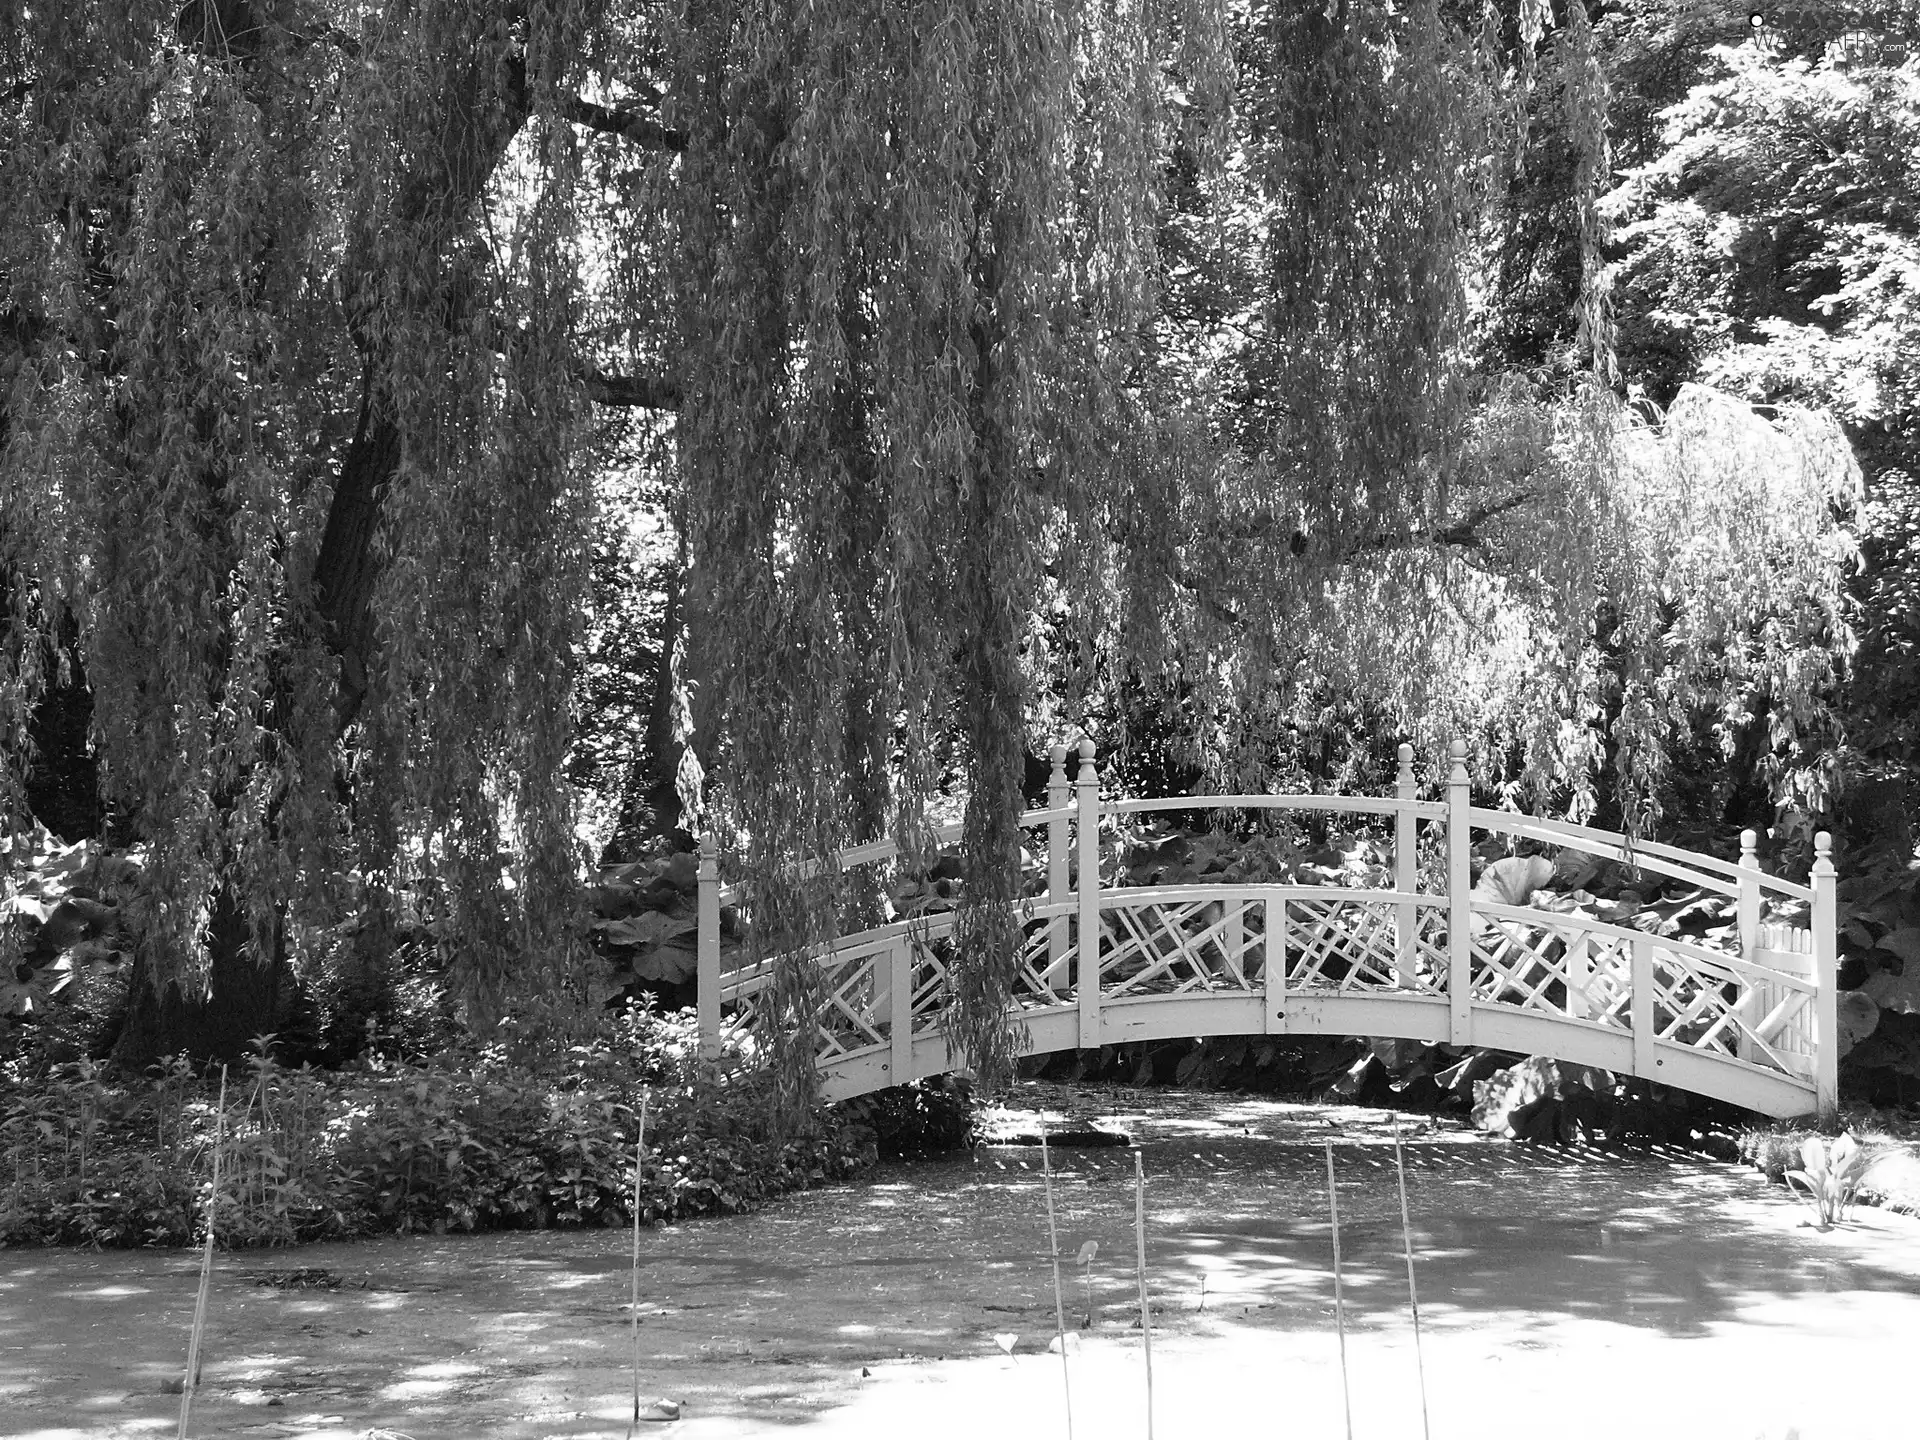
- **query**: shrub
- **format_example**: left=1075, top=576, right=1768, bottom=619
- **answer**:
left=0, top=1007, right=870, bottom=1248
left=834, top=1077, right=976, bottom=1158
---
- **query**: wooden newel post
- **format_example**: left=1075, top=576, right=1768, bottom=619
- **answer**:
left=1395, top=742, right=1417, bottom=988
left=1446, top=739, right=1472, bottom=1047
left=1630, top=935, right=1655, bottom=1078
left=1047, top=743, right=1071, bottom=995
left=1737, top=830, right=1761, bottom=960
left=1076, top=738, right=1102, bottom=1052
left=1737, top=829, right=1763, bottom=1064
left=697, top=834, right=721, bottom=1061
left=1812, top=832, right=1839, bottom=1122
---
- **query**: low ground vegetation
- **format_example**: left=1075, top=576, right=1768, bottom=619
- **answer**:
left=0, top=1007, right=872, bottom=1249
left=1740, top=1111, right=1920, bottom=1220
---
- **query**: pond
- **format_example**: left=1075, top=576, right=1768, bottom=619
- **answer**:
left=3, top=1080, right=1914, bottom=1439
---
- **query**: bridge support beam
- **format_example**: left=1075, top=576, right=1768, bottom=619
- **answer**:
left=1265, top=891, right=1286, bottom=1030
left=1076, top=739, right=1102, bottom=1051
left=1046, top=745, right=1071, bottom=994
left=1395, top=743, right=1417, bottom=988
left=889, top=939, right=912, bottom=1082
left=1630, top=936, right=1655, bottom=1079
left=1813, top=834, right=1839, bottom=1121
left=1737, top=830, right=1762, bottom=1065
left=1447, top=740, right=1472, bottom=1046
left=697, top=835, right=720, bottom=1061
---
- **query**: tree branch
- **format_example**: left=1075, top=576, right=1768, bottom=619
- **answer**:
left=579, top=366, right=681, bottom=410
left=1431, top=490, right=1537, bottom=549
left=1156, top=487, right=1541, bottom=632
left=558, top=93, right=686, bottom=153
left=1213, top=488, right=1538, bottom=560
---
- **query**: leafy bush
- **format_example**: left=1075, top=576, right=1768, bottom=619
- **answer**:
left=1, top=1008, right=870, bottom=1248
left=834, top=1077, right=976, bottom=1158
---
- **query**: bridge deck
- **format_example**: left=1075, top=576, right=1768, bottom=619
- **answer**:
left=696, top=742, right=1839, bottom=1119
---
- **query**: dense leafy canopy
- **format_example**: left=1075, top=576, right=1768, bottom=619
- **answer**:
left=0, top=0, right=1891, bottom=1100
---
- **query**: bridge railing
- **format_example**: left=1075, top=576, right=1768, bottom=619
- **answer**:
left=694, top=793, right=1075, bottom=1062
left=697, top=737, right=1839, bottom=1116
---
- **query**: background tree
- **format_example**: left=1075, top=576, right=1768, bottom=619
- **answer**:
left=0, top=0, right=687, bottom=1063
left=1602, top=0, right=1920, bottom=835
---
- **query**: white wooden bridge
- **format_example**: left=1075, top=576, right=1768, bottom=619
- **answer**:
left=694, top=741, right=1839, bottom=1120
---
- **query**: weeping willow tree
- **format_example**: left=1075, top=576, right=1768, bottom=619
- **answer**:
left=661, top=0, right=1862, bottom=1107
left=656, top=0, right=1232, bottom=1103
left=0, top=0, right=1863, bottom=1097
left=0, top=0, right=671, bottom=1060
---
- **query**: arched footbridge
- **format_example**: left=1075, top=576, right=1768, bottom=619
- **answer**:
left=694, top=742, right=1839, bottom=1119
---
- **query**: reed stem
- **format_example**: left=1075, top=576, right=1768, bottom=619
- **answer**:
left=1133, top=1148, right=1154, bottom=1440
left=1395, top=1125, right=1432, bottom=1440
left=1325, top=1138, right=1353, bottom=1440
left=179, top=1065, right=228, bottom=1440
left=625, top=1093, right=649, bottom=1439
left=1040, top=1134, right=1073, bottom=1440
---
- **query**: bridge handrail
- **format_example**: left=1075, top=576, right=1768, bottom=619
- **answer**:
left=1100, top=882, right=1436, bottom=909
left=713, top=804, right=1076, bottom=906
left=1106, top=794, right=1448, bottom=821
left=1469, top=807, right=1813, bottom=903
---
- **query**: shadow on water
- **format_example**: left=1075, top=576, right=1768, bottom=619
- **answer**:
left=826, top=1084, right=1918, bottom=1346
left=3, top=1080, right=1916, bottom=1437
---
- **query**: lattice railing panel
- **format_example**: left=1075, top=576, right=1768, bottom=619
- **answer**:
left=1469, top=906, right=1820, bottom=1080
left=1649, top=945, right=1815, bottom=1077
left=1101, top=897, right=1265, bottom=999
left=905, top=933, right=955, bottom=1041
left=1013, top=909, right=1069, bottom=1005
left=813, top=946, right=889, bottom=1060
left=1405, top=904, right=1453, bottom=993
left=1287, top=897, right=1445, bottom=995
left=1469, top=917, right=1634, bottom=1029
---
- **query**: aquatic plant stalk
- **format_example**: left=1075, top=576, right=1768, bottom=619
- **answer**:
left=1133, top=1148, right=1154, bottom=1440
left=179, top=1065, right=229, bottom=1440
left=1395, top=1125, right=1432, bottom=1440
left=626, top=1093, right=649, bottom=1440
left=1325, top=1138, right=1353, bottom=1440
left=1040, top=1134, right=1074, bottom=1440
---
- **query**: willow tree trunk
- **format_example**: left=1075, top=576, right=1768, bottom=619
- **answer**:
left=105, top=26, right=538, bottom=1067
left=110, top=891, right=297, bottom=1071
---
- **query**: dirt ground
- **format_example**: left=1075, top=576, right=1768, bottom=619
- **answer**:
left=5, top=1082, right=1919, bottom=1440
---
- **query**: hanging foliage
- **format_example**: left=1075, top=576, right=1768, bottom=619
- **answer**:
left=0, top=0, right=1869, bottom=1109
left=0, top=0, right=632, bottom=1038
left=660, top=0, right=1231, bottom=1105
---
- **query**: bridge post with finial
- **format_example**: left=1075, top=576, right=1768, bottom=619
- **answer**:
left=1736, top=829, right=1763, bottom=1064
left=1446, top=740, right=1472, bottom=1047
left=1076, top=738, right=1102, bottom=1052
left=1046, top=744, right=1071, bottom=995
left=1737, top=830, right=1762, bottom=961
left=1394, top=743, right=1418, bottom=989
left=697, top=834, right=721, bottom=1061
left=1812, top=832, right=1839, bottom=1122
